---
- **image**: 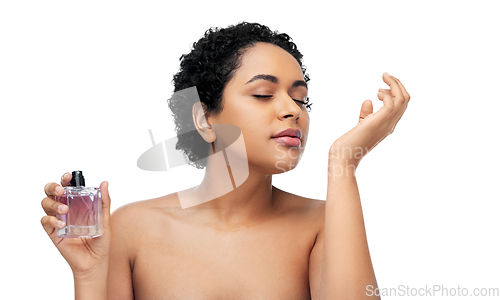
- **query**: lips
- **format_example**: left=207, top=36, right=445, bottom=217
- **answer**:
left=271, top=128, right=302, bottom=147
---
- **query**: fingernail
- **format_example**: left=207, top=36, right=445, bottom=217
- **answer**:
left=58, top=220, right=65, bottom=228
left=58, top=205, right=65, bottom=213
left=384, top=72, right=391, bottom=76
left=56, top=186, right=64, bottom=194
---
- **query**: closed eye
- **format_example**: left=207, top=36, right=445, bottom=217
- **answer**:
left=253, top=95, right=312, bottom=111
left=254, top=95, right=304, bottom=102
left=297, top=97, right=312, bottom=111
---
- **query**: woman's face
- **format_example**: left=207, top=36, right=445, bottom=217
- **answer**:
left=210, top=42, right=310, bottom=174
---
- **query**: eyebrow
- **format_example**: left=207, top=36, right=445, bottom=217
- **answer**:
left=245, top=74, right=308, bottom=89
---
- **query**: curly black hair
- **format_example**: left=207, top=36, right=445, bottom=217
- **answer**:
left=168, top=22, right=310, bottom=169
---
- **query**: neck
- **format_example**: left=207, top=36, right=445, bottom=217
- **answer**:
left=177, top=141, right=277, bottom=230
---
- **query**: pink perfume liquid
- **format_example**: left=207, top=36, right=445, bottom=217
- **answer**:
left=56, top=186, right=102, bottom=238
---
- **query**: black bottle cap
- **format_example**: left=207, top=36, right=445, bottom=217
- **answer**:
left=70, top=171, right=86, bottom=187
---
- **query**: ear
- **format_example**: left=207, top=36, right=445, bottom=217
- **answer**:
left=192, top=102, right=216, bottom=143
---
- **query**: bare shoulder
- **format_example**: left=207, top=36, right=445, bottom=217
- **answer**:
left=273, top=186, right=325, bottom=231
left=110, top=192, right=182, bottom=232
left=109, top=192, right=182, bottom=264
left=111, top=192, right=179, bottom=217
left=109, top=192, right=183, bottom=244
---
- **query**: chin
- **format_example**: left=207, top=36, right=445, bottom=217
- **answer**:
left=246, top=140, right=306, bottom=174
left=270, top=157, right=302, bottom=174
left=264, top=143, right=304, bottom=173
left=247, top=154, right=302, bottom=175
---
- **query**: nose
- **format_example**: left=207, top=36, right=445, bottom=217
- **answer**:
left=275, top=93, right=302, bottom=121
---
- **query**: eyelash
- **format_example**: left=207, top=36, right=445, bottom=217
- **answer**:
left=253, top=95, right=313, bottom=111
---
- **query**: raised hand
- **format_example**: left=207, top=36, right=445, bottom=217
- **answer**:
left=329, top=72, right=410, bottom=170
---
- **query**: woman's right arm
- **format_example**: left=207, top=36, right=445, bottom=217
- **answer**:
left=41, top=173, right=117, bottom=300
left=107, top=204, right=136, bottom=299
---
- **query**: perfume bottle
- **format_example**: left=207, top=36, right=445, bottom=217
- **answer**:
left=55, top=171, right=103, bottom=238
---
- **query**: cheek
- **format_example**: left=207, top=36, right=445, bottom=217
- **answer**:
left=223, top=109, right=271, bottom=140
left=301, top=116, right=310, bottom=145
left=215, top=112, right=268, bottom=153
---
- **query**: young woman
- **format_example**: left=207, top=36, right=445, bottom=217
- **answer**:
left=41, top=22, right=410, bottom=299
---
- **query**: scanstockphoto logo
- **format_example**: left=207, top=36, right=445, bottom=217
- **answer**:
left=366, top=284, right=500, bottom=297
left=326, top=146, right=372, bottom=177
left=273, top=143, right=305, bottom=172
left=136, top=87, right=250, bottom=209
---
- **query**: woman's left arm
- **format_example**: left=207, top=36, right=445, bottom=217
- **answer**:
left=315, top=73, right=410, bottom=299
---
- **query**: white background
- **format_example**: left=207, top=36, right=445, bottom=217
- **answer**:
left=1, top=0, right=499, bottom=299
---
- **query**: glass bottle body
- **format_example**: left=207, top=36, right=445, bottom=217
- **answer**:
left=55, top=186, right=103, bottom=238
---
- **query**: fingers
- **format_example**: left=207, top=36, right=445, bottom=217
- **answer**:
left=382, top=73, right=410, bottom=120
left=377, top=89, right=391, bottom=99
left=374, top=88, right=395, bottom=122
left=382, top=73, right=410, bottom=103
left=43, top=171, right=71, bottom=199
left=41, top=195, right=68, bottom=216
left=394, top=77, right=410, bottom=102
left=378, top=74, right=410, bottom=134
left=377, top=73, right=411, bottom=119
left=61, top=172, right=72, bottom=187
left=382, top=73, right=408, bottom=114
left=358, top=100, right=373, bottom=123
left=377, top=90, right=391, bottom=104
left=41, top=173, right=72, bottom=243
left=41, top=215, right=65, bottom=245
left=100, top=181, right=111, bottom=230
left=43, top=181, right=67, bottom=216
left=382, top=72, right=404, bottom=100
left=44, top=182, right=64, bottom=197
left=41, top=215, right=65, bottom=238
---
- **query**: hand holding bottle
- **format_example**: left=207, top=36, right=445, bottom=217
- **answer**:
left=41, top=172, right=112, bottom=277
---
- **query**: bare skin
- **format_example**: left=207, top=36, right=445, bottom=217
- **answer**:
left=41, top=42, right=409, bottom=299
left=109, top=187, right=325, bottom=299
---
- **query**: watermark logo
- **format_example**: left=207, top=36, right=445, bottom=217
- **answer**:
left=137, top=87, right=249, bottom=209
left=273, top=142, right=305, bottom=173
left=366, top=284, right=500, bottom=297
